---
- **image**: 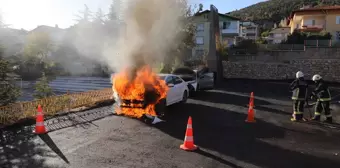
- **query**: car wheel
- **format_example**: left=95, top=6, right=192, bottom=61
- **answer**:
left=181, top=91, right=188, bottom=104
left=155, top=98, right=167, bottom=120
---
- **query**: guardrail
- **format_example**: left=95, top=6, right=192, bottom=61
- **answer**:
left=0, top=88, right=113, bottom=126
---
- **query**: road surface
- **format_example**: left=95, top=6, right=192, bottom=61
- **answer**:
left=1, top=79, right=340, bottom=168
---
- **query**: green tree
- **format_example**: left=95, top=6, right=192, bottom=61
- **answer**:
left=160, top=1, right=199, bottom=73
left=261, top=30, right=270, bottom=37
left=0, top=54, right=21, bottom=106
left=23, top=31, right=56, bottom=79
left=33, top=72, right=53, bottom=99
left=74, top=4, right=92, bottom=24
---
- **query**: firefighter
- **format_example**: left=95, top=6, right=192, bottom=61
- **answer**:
left=289, top=71, right=308, bottom=121
left=310, top=74, right=332, bottom=123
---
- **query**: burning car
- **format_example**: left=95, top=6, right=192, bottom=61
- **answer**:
left=111, top=66, right=189, bottom=124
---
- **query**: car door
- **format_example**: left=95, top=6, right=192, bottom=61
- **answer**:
left=172, top=76, right=185, bottom=101
left=165, top=76, right=176, bottom=105
left=199, top=72, right=215, bottom=89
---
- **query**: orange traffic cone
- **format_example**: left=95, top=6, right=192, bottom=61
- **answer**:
left=33, top=104, right=47, bottom=134
left=180, top=116, right=198, bottom=151
left=245, top=92, right=256, bottom=123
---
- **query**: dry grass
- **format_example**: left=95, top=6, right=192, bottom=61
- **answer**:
left=0, top=88, right=113, bottom=126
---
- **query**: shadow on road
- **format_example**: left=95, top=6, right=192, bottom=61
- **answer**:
left=194, top=148, right=243, bottom=168
left=155, top=102, right=340, bottom=168
left=0, top=126, right=48, bottom=168
left=38, top=134, right=69, bottom=164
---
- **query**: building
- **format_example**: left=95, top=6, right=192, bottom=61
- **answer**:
left=0, top=28, right=27, bottom=57
left=287, top=5, right=340, bottom=41
left=239, top=21, right=259, bottom=40
left=266, top=27, right=290, bottom=44
left=191, top=10, right=241, bottom=59
left=29, top=25, right=66, bottom=44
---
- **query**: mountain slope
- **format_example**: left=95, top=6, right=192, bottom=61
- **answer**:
left=228, top=0, right=340, bottom=24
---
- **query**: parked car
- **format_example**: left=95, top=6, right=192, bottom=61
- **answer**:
left=172, top=66, right=215, bottom=94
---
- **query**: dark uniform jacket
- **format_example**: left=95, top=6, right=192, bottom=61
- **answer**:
left=290, top=77, right=308, bottom=100
left=312, top=79, right=331, bottom=101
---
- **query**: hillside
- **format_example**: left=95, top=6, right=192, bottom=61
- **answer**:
left=228, top=0, right=340, bottom=24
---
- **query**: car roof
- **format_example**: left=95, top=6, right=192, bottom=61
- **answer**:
left=158, top=73, right=173, bottom=77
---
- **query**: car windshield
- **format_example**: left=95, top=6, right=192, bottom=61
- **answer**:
left=158, top=75, right=166, bottom=80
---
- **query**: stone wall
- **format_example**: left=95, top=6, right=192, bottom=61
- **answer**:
left=228, top=48, right=340, bottom=62
left=223, top=59, right=340, bottom=82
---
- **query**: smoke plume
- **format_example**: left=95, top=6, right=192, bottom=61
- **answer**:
left=103, top=0, right=187, bottom=73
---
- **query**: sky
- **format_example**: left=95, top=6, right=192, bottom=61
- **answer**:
left=0, top=0, right=266, bottom=31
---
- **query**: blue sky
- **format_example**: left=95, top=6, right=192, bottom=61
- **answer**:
left=0, top=0, right=266, bottom=30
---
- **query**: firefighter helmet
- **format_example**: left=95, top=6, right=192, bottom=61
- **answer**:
left=296, top=71, right=304, bottom=78
left=312, top=74, right=322, bottom=81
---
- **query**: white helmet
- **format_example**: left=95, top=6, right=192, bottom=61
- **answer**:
left=296, top=71, right=304, bottom=78
left=312, top=74, right=322, bottom=81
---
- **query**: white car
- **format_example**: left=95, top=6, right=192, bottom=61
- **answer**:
left=158, top=74, right=189, bottom=106
left=111, top=73, right=189, bottom=121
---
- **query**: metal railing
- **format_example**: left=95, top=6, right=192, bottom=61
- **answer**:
left=258, top=44, right=305, bottom=51
left=304, top=40, right=333, bottom=47
left=0, top=88, right=113, bottom=126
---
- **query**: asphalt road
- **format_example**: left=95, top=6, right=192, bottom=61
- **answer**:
left=1, top=79, right=340, bottom=168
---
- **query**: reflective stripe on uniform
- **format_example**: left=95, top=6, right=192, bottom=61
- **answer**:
left=314, top=112, right=321, bottom=115
left=292, top=97, right=297, bottom=100
left=294, top=111, right=302, bottom=114
left=184, top=136, right=193, bottom=142
left=318, top=98, right=331, bottom=101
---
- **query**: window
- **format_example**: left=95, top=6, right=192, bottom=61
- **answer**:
left=296, top=24, right=300, bottom=29
left=195, top=49, right=205, bottom=58
left=336, top=16, right=340, bottom=24
left=312, top=20, right=316, bottom=25
left=274, top=34, right=282, bottom=37
left=336, top=31, right=340, bottom=40
left=173, top=76, right=183, bottom=85
left=165, top=76, right=173, bottom=84
left=222, top=21, right=231, bottom=29
left=195, top=37, right=204, bottom=45
left=196, top=23, right=204, bottom=31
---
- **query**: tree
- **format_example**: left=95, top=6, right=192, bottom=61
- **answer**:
left=23, top=31, right=56, bottom=79
left=93, top=8, right=105, bottom=25
left=24, top=32, right=54, bottom=65
left=160, top=1, right=199, bottom=73
left=74, top=4, right=92, bottom=24
left=261, top=30, right=270, bottom=37
left=33, top=72, right=53, bottom=99
left=0, top=54, right=21, bottom=106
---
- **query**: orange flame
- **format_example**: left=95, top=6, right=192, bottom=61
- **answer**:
left=113, top=66, right=168, bottom=118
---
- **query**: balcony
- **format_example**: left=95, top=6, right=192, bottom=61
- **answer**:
left=221, top=28, right=239, bottom=34
left=297, top=24, right=325, bottom=32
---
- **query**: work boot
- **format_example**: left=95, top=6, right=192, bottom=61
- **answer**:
left=291, top=114, right=303, bottom=122
left=324, top=117, right=333, bottom=124
left=311, top=116, right=320, bottom=121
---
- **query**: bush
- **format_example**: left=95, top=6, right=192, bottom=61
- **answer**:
left=33, top=72, right=54, bottom=99
left=283, top=30, right=332, bottom=44
left=0, top=58, right=21, bottom=106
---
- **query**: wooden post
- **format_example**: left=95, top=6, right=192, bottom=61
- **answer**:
left=67, top=90, right=71, bottom=112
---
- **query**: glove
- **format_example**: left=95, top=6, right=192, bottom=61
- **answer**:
left=310, top=94, right=316, bottom=101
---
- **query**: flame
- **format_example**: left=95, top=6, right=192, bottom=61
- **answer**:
left=113, top=66, right=168, bottom=118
